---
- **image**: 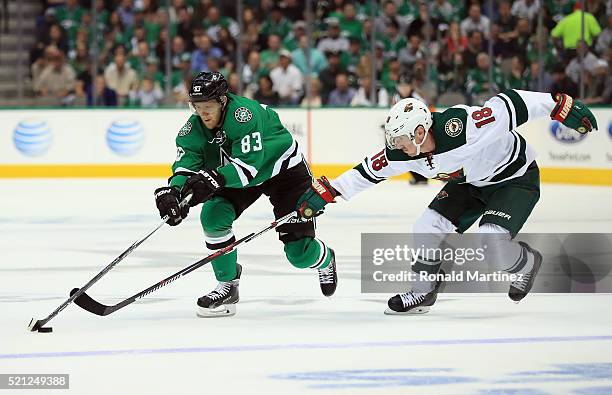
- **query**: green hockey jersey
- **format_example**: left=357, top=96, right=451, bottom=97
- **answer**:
left=169, top=93, right=301, bottom=190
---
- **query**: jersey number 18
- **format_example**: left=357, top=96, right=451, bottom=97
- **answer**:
left=472, top=107, right=495, bottom=128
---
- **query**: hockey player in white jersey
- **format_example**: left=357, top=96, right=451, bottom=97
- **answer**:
left=296, top=90, right=598, bottom=314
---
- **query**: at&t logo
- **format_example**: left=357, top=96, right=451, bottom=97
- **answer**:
left=106, top=119, right=145, bottom=156
left=13, top=119, right=53, bottom=156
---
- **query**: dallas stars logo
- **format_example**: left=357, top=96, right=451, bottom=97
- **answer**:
left=234, top=107, right=252, bottom=123
left=178, top=121, right=192, bottom=136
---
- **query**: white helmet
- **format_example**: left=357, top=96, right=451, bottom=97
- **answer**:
left=384, top=98, right=433, bottom=155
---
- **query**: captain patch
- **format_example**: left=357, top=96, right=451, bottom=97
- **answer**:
left=178, top=121, right=192, bottom=136
left=445, top=118, right=463, bottom=137
left=234, top=107, right=252, bottom=123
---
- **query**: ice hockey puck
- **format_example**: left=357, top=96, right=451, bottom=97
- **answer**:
left=38, top=327, right=53, bottom=333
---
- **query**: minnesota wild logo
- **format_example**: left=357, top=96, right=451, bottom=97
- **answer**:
left=433, top=168, right=465, bottom=182
left=234, top=107, right=252, bottom=123
left=445, top=118, right=463, bottom=137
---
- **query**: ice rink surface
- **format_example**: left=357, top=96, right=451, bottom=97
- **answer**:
left=1, top=179, right=612, bottom=394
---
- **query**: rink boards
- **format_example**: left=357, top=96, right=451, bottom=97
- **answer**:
left=0, top=107, right=611, bottom=184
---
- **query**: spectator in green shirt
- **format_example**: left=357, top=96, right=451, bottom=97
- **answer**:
left=202, top=5, right=239, bottom=42
left=261, top=5, right=292, bottom=40
left=93, top=0, right=110, bottom=24
left=526, top=26, right=558, bottom=72
left=144, top=8, right=162, bottom=47
left=282, top=21, right=306, bottom=52
left=339, top=3, right=363, bottom=38
left=466, top=52, right=506, bottom=100
left=383, top=19, right=408, bottom=59
left=551, top=3, right=601, bottom=50
left=342, top=36, right=363, bottom=74
left=260, top=34, right=283, bottom=73
left=108, top=11, right=132, bottom=48
left=506, top=56, right=528, bottom=90
left=143, top=56, right=165, bottom=90
left=128, top=41, right=153, bottom=78
left=55, top=0, right=84, bottom=47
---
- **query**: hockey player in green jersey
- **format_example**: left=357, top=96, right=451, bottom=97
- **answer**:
left=297, top=89, right=597, bottom=315
left=154, top=71, right=337, bottom=317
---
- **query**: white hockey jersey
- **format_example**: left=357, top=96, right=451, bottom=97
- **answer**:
left=331, top=90, right=558, bottom=200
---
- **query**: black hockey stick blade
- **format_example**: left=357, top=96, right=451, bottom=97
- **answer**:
left=71, top=288, right=111, bottom=316
left=28, top=318, right=41, bottom=331
left=27, top=318, right=53, bottom=333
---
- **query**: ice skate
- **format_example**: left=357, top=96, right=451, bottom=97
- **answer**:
left=318, top=249, right=337, bottom=297
left=197, top=264, right=241, bottom=317
left=385, top=271, right=444, bottom=315
left=509, top=242, right=542, bottom=303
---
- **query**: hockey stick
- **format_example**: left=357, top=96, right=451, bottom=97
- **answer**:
left=28, top=195, right=192, bottom=333
left=71, top=211, right=299, bottom=316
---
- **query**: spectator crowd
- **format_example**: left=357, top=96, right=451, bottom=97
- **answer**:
left=30, top=0, right=612, bottom=107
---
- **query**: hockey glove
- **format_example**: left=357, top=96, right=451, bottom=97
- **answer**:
left=181, top=169, right=225, bottom=207
left=551, top=93, right=598, bottom=134
left=154, top=186, right=189, bottom=226
left=296, top=176, right=337, bottom=219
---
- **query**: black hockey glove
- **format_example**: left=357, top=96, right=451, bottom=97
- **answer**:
left=154, top=186, right=189, bottom=226
left=181, top=169, right=225, bottom=207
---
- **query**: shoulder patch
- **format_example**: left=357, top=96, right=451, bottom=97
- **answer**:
left=432, top=109, right=468, bottom=154
left=444, top=118, right=463, bottom=137
left=178, top=121, right=192, bottom=136
left=234, top=107, right=252, bottom=123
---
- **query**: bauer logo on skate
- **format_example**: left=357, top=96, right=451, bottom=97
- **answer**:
left=483, top=210, right=511, bottom=220
left=550, top=120, right=587, bottom=144
left=106, top=119, right=145, bottom=156
left=13, top=119, right=52, bottom=157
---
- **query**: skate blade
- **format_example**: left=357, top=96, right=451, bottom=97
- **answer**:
left=509, top=291, right=527, bottom=303
left=384, top=306, right=430, bottom=315
left=196, top=304, right=236, bottom=318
